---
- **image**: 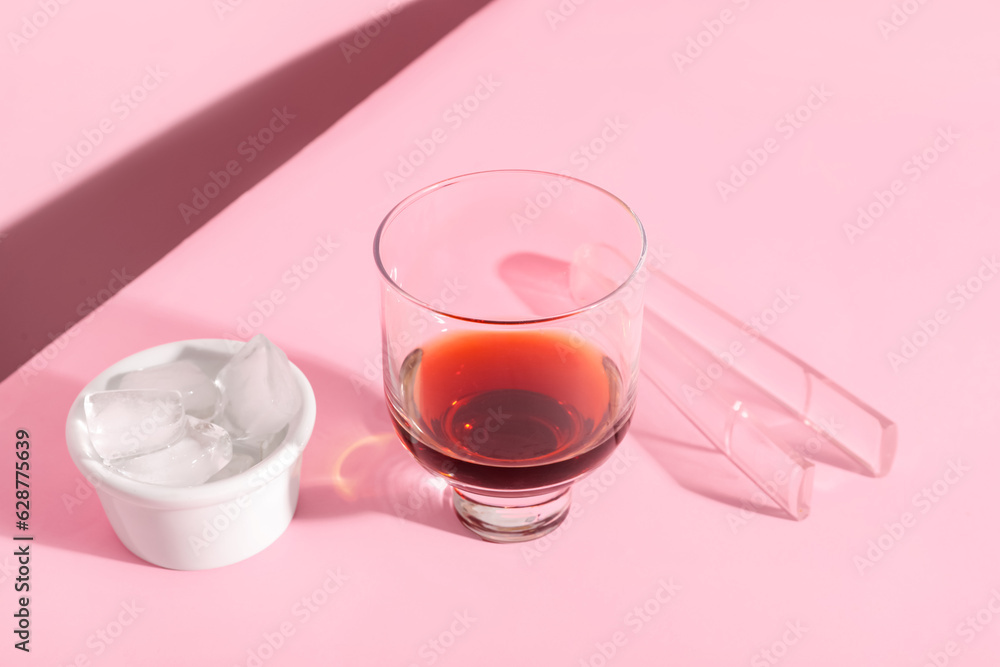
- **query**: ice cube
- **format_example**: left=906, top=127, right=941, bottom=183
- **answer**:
left=256, top=425, right=289, bottom=461
left=118, top=360, right=221, bottom=420
left=215, top=335, right=302, bottom=443
left=207, top=442, right=260, bottom=482
left=111, top=417, right=233, bottom=486
left=84, top=389, right=185, bottom=461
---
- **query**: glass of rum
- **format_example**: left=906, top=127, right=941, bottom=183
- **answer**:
left=374, top=170, right=646, bottom=542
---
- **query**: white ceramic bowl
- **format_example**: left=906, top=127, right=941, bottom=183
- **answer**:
left=65, top=339, right=316, bottom=570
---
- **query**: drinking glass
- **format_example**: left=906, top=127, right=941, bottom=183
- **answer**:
left=374, top=170, right=646, bottom=542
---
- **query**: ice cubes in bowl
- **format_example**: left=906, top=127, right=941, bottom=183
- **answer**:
left=84, top=389, right=185, bottom=461
left=112, top=416, right=233, bottom=486
left=65, top=337, right=316, bottom=569
left=82, top=335, right=303, bottom=487
left=118, top=360, right=222, bottom=419
left=215, top=335, right=303, bottom=445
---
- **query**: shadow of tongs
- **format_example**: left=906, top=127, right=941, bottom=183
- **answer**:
left=576, top=243, right=897, bottom=520
left=504, top=243, right=897, bottom=521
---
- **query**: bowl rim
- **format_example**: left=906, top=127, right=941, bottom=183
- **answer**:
left=64, top=338, right=316, bottom=510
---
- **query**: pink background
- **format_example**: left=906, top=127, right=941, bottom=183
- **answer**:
left=3, top=0, right=999, bottom=665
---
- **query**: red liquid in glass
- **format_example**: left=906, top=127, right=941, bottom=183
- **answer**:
left=389, top=329, right=632, bottom=493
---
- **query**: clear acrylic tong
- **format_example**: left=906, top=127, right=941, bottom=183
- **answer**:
left=505, top=243, right=897, bottom=520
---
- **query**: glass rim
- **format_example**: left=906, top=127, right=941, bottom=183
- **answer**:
left=373, top=169, right=648, bottom=325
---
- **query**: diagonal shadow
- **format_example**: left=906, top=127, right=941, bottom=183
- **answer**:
left=0, top=0, right=495, bottom=382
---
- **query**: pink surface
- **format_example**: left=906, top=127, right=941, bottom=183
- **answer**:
left=2, top=0, right=1000, bottom=665
left=0, top=0, right=490, bottom=380
left=1, top=0, right=407, bottom=223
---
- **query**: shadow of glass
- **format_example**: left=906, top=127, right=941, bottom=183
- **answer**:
left=286, top=354, right=475, bottom=540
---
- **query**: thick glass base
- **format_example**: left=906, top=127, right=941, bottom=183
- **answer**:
left=451, top=488, right=571, bottom=543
